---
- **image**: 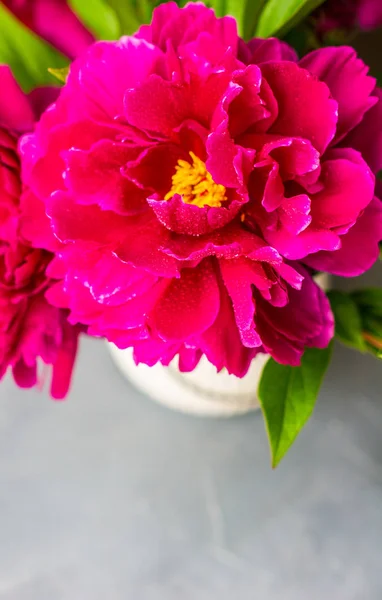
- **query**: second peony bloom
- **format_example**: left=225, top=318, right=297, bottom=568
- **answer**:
left=20, top=2, right=382, bottom=376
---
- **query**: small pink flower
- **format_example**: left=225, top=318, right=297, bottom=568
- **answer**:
left=315, top=0, right=382, bottom=35
left=2, top=0, right=94, bottom=59
left=0, top=66, right=80, bottom=398
left=21, top=3, right=382, bottom=375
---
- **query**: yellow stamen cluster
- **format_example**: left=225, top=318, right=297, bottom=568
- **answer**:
left=164, top=151, right=227, bottom=208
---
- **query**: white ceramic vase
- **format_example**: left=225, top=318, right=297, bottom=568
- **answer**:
left=108, top=273, right=330, bottom=417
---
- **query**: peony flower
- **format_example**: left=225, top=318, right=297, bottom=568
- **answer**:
left=0, top=66, right=81, bottom=398
left=1, top=0, right=94, bottom=59
left=21, top=3, right=382, bottom=376
left=314, top=0, right=382, bottom=36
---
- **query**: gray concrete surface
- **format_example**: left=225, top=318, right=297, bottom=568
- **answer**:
left=0, top=328, right=381, bottom=599
left=0, top=266, right=381, bottom=600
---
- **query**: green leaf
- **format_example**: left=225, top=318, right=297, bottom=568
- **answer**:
left=362, top=315, right=382, bottom=340
left=70, top=0, right=146, bottom=39
left=258, top=344, right=333, bottom=467
left=68, top=0, right=121, bottom=39
left=328, top=288, right=382, bottom=359
left=207, top=0, right=226, bottom=18
left=352, top=288, right=382, bottom=359
left=327, top=290, right=366, bottom=351
left=48, top=66, right=70, bottom=84
left=255, top=0, right=325, bottom=38
left=0, top=3, right=67, bottom=91
left=365, top=344, right=382, bottom=359
left=131, top=0, right=156, bottom=27
left=220, top=0, right=268, bottom=39
left=351, top=288, right=382, bottom=317
left=107, top=0, right=142, bottom=34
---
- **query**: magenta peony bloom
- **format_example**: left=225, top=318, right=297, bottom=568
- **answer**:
left=0, top=66, right=81, bottom=398
left=21, top=3, right=382, bottom=376
left=2, top=0, right=94, bottom=59
left=315, top=0, right=382, bottom=35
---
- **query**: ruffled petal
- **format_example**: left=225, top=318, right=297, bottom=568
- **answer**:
left=24, top=119, right=118, bottom=200
left=261, top=61, right=338, bottom=153
left=219, top=257, right=264, bottom=348
left=300, top=47, right=377, bottom=142
left=243, top=38, right=298, bottom=64
left=47, top=191, right=129, bottom=245
left=341, top=88, right=382, bottom=175
left=305, top=197, right=382, bottom=276
left=64, top=140, right=147, bottom=215
left=256, top=268, right=334, bottom=365
left=19, top=189, right=59, bottom=252
left=150, top=259, right=220, bottom=341
left=136, top=2, right=238, bottom=55
left=65, top=37, right=162, bottom=121
left=162, top=222, right=275, bottom=262
left=200, top=278, right=258, bottom=377
left=124, top=74, right=190, bottom=138
left=310, top=148, right=375, bottom=229
left=148, top=194, right=243, bottom=236
left=50, top=319, right=80, bottom=400
left=0, top=66, right=35, bottom=132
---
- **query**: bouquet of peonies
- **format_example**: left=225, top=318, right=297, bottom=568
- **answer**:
left=0, top=0, right=381, bottom=464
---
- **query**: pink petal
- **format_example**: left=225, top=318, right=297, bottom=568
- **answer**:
left=311, top=148, right=375, bottom=229
left=300, top=47, right=377, bottom=142
left=279, top=194, right=312, bottom=236
left=124, top=74, right=190, bottom=138
left=66, top=37, right=162, bottom=121
left=19, top=190, right=59, bottom=252
left=341, top=88, right=382, bottom=175
left=64, top=140, right=147, bottom=215
left=244, top=38, right=298, bottom=64
left=305, top=197, right=382, bottom=276
left=178, top=346, right=203, bottom=372
left=256, top=268, right=334, bottom=365
left=136, top=2, right=238, bottom=55
left=214, top=65, right=265, bottom=139
left=162, top=222, right=272, bottom=262
left=132, top=337, right=180, bottom=367
left=113, top=210, right=180, bottom=278
left=150, top=259, right=220, bottom=341
left=0, top=66, right=34, bottom=132
left=357, top=0, right=382, bottom=28
left=50, top=321, right=79, bottom=400
left=264, top=225, right=340, bottom=260
left=28, top=87, right=60, bottom=121
left=219, top=257, right=265, bottom=348
left=259, top=136, right=320, bottom=179
left=73, top=251, right=158, bottom=308
left=47, top=191, right=129, bottom=245
left=200, top=279, right=257, bottom=377
left=3, top=0, right=94, bottom=59
left=148, top=193, right=243, bottom=236
left=96, top=280, right=168, bottom=331
left=206, top=124, right=254, bottom=189
left=12, top=359, right=37, bottom=389
left=262, top=61, right=338, bottom=153
left=249, top=158, right=284, bottom=212
left=124, top=143, right=183, bottom=197
left=25, top=119, right=118, bottom=200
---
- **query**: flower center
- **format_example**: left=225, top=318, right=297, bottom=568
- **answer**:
left=164, top=152, right=227, bottom=208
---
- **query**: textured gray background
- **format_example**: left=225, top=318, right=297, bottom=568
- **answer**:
left=0, top=267, right=382, bottom=599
